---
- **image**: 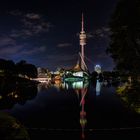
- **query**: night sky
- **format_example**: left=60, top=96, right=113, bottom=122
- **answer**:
left=0, top=0, right=119, bottom=72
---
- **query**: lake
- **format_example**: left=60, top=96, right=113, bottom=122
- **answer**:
left=1, top=80, right=140, bottom=139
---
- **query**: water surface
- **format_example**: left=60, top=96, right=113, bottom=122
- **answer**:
left=1, top=80, right=140, bottom=139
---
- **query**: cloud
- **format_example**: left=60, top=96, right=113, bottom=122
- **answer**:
left=0, top=36, right=16, bottom=46
left=21, top=46, right=46, bottom=55
left=0, top=11, right=50, bottom=60
left=8, top=11, right=53, bottom=38
left=0, top=35, right=22, bottom=57
left=96, top=52, right=108, bottom=59
left=57, top=43, right=72, bottom=48
left=0, top=45, right=47, bottom=61
left=0, top=34, right=47, bottom=59
left=0, top=45, right=24, bottom=56
left=86, top=27, right=111, bottom=39
left=102, top=27, right=110, bottom=32
left=21, top=13, right=52, bottom=36
left=25, top=13, right=41, bottom=20
left=8, top=10, right=22, bottom=16
left=86, top=32, right=95, bottom=39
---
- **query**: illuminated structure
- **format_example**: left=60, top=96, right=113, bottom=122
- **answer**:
left=95, top=65, right=101, bottom=74
left=63, top=13, right=89, bottom=82
left=79, top=13, right=87, bottom=71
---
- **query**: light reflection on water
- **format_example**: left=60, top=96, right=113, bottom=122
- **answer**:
left=36, top=80, right=90, bottom=139
left=37, top=80, right=102, bottom=139
left=1, top=79, right=139, bottom=140
left=96, top=80, right=102, bottom=96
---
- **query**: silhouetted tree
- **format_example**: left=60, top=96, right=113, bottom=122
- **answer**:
left=16, top=60, right=37, bottom=78
left=107, top=0, right=140, bottom=81
left=16, top=60, right=26, bottom=76
left=24, top=64, right=37, bottom=78
left=0, top=59, right=16, bottom=76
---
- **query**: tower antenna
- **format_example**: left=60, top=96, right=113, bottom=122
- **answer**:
left=82, top=13, right=84, bottom=32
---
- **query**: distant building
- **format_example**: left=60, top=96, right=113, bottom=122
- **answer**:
left=95, top=65, right=101, bottom=74
left=37, top=67, right=50, bottom=78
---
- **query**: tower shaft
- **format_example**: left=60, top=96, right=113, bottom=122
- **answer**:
left=79, top=13, right=86, bottom=70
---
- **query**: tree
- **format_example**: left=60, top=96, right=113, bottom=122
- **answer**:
left=16, top=60, right=37, bottom=78
left=0, top=59, right=16, bottom=76
left=24, top=64, right=37, bottom=78
left=16, top=60, right=27, bottom=76
left=107, top=0, right=140, bottom=81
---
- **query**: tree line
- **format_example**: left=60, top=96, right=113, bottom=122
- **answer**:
left=107, top=0, right=140, bottom=82
left=0, top=59, right=37, bottom=79
left=107, top=0, right=140, bottom=113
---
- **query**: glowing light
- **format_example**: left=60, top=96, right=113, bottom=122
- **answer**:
left=73, top=71, right=83, bottom=77
left=80, top=119, right=87, bottom=125
left=0, top=95, right=2, bottom=99
left=95, top=65, right=101, bottom=74
left=14, top=94, right=18, bottom=98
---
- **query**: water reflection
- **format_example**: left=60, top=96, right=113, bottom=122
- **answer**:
left=0, top=83, right=37, bottom=110
left=38, top=80, right=89, bottom=139
left=1, top=79, right=139, bottom=139
left=61, top=80, right=103, bottom=139
left=79, top=88, right=88, bottom=139
left=37, top=80, right=105, bottom=139
left=59, top=80, right=88, bottom=139
left=38, top=79, right=89, bottom=91
left=96, top=80, right=102, bottom=96
left=62, top=80, right=89, bottom=90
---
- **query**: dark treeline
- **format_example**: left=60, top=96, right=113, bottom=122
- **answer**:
left=0, top=58, right=38, bottom=109
left=107, top=0, right=140, bottom=83
left=106, top=0, right=140, bottom=113
left=0, top=82, right=37, bottom=110
left=91, top=70, right=123, bottom=86
left=92, top=71, right=121, bottom=79
left=0, top=58, right=37, bottom=79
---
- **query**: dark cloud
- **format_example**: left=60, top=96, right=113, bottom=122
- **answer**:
left=86, top=27, right=111, bottom=39
left=8, top=10, right=23, bottom=16
left=0, top=36, right=16, bottom=46
left=96, top=52, right=109, bottom=59
left=25, top=13, right=41, bottom=20
left=0, top=11, right=52, bottom=66
left=0, top=42, right=46, bottom=58
left=21, top=46, right=46, bottom=55
left=57, top=43, right=72, bottom=48
left=0, top=45, right=22, bottom=55
left=8, top=11, right=53, bottom=38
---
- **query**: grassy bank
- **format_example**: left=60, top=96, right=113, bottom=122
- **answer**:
left=117, top=82, right=140, bottom=114
left=0, top=112, right=30, bottom=140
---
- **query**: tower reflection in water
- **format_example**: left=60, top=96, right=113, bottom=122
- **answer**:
left=38, top=80, right=102, bottom=139
left=63, top=80, right=102, bottom=139
left=79, top=88, right=88, bottom=139
left=63, top=80, right=89, bottom=139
